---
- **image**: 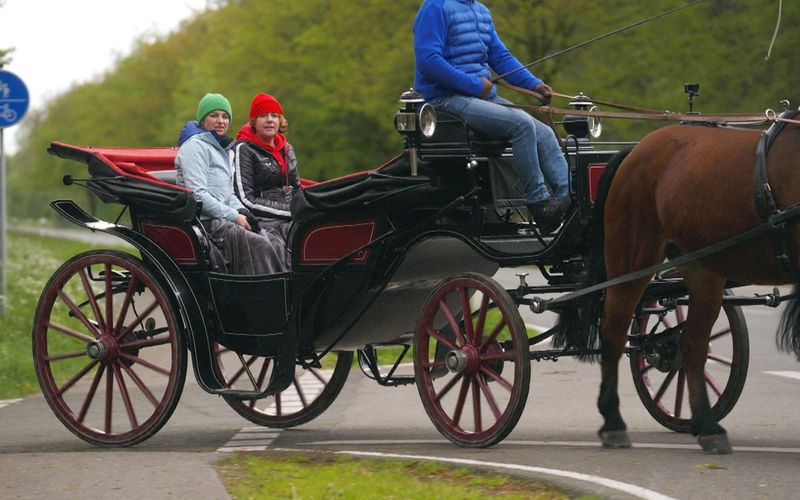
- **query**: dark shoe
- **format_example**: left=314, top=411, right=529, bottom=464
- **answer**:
left=528, top=196, right=571, bottom=235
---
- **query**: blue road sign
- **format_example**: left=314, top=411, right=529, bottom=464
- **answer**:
left=0, top=70, right=29, bottom=128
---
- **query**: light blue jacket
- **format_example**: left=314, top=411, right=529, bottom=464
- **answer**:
left=413, top=0, right=542, bottom=100
left=175, top=124, right=243, bottom=221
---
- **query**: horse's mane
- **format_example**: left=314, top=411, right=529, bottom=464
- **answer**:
left=551, top=148, right=633, bottom=361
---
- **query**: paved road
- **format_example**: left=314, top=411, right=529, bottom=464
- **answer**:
left=3, top=264, right=799, bottom=499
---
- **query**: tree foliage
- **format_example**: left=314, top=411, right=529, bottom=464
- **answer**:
left=9, top=0, right=800, bottom=220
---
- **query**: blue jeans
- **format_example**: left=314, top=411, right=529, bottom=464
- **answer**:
left=430, top=94, right=569, bottom=204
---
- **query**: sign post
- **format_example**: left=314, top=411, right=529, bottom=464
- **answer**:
left=0, top=67, right=29, bottom=316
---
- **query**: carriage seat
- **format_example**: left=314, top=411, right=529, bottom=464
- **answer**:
left=149, top=169, right=179, bottom=185
left=418, top=111, right=512, bottom=159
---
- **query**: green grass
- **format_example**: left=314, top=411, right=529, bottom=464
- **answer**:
left=216, top=452, right=586, bottom=500
left=0, top=230, right=128, bottom=399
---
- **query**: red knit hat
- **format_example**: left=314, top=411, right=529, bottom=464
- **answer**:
left=249, top=93, right=283, bottom=119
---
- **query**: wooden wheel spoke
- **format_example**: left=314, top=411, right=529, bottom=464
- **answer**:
left=474, top=294, right=490, bottom=340
left=451, top=376, right=471, bottom=427
left=471, top=378, right=482, bottom=433
left=118, top=352, right=170, bottom=377
left=46, top=350, right=86, bottom=362
left=113, top=275, right=139, bottom=337
left=78, top=365, right=106, bottom=423
left=56, top=290, right=101, bottom=339
left=479, top=366, right=513, bottom=392
left=477, top=375, right=502, bottom=421
left=459, top=287, right=476, bottom=345
left=479, top=318, right=507, bottom=353
left=707, top=353, right=732, bottom=367
left=46, top=321, right=95, bottom=343
left=308, top=365, right=328, bottom=385
left=79, top=268, right=107, bottom=334
left=704, top=371, right=724, bottom=397
left=293, top=378, right=309, bottom=408
left=709, top=327, right=731, bottom=343
left=118, top=336, right=171, bottom=350
left=426, top=326, right=456, bottom=351
left=57, top=360, right=100, bottom=396
left=274, top=392, right=282, bottom=415
left=113, top=363, right=138, bottom=429
left=653, top=368, right=678, bottom=403
left=255, top=360, right=270, bottom=392
left=480, top=350, right=516, bottom=362
left=105, top=365, right=114, bottom=434
left=104, top=263, right=114, bottom=336
left=119, top=363, right=160, bottom=407
left=440, top=299, right=467, bottom=346
left=674, top=370, right=686, bottom=417
left=434, top=372, right=463, bottom=402
left=116, top=300, right=159, bottom=341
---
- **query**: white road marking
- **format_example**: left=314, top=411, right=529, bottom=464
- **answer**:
left=216, top=370, right=330, bottom=453
left=338, top=450, right=676, bottom=500
left=0, top=398, right=22, bottom=409
left=764, top=370, right=800, bottom=381
left=301, top=438, right=800, bottom=454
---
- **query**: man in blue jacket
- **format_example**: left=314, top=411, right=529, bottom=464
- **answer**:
left=414, top=0, right=570, bottom=234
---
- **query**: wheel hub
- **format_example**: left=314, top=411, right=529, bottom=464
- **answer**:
left=445, top=345, right=480, bottom=375
left=86, top=336, right=119, bottom=363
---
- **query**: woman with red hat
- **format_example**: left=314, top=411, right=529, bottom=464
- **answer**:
left=233, top=93, right=300, bottom=270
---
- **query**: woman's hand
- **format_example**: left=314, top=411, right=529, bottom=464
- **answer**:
left=234, top=214, right=252, bottom=231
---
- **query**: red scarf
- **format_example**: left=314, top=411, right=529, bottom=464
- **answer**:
left=235, top=124, right=287, bottom=176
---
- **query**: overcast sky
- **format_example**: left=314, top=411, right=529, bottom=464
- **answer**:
left=0, top=0, right=208, bottom=153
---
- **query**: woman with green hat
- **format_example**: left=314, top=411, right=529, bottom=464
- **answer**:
left=175, top=92, right=288, bottom=275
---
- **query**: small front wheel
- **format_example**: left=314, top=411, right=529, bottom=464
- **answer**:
left=32, top=250, right=187, bottom=447
left=414, top=273, right=530, bottom=448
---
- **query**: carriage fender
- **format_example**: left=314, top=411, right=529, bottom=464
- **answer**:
left=49, top=199, right=230, bottom=393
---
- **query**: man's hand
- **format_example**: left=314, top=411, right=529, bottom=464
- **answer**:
left=480, top=77, right=493, bottom=99
left=533, top=83, right=553, bottom=105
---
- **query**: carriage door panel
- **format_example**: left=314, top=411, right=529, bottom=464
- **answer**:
left=208, top=274, right=289, bottom=338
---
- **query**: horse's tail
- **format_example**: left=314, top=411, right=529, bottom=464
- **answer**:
left=551, top=148, right=633, bottom=360
left=777, top=287, right=800, bottom=360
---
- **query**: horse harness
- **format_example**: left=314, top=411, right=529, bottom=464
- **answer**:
left=752, top=109, right=800, bottom=282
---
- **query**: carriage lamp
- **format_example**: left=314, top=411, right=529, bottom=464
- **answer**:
left=395, top=89, right=437, bottom=176
left=563, top=93, right=602, bottom=139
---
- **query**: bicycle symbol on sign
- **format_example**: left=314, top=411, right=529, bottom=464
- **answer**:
left=0, top=103, right=18, bottom=123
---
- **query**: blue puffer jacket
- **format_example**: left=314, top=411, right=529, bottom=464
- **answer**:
left=175, top=121, right=244, bottom=222
left=413, top=0, right=542, bottom=100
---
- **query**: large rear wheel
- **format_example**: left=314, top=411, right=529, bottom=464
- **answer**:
left=414, top=273, right=530, bottom=448
left=214, top=346, right=352, bottom=428
left=32, top=250, right=187, bottom=446
left=629, top=290, right=749, bottom=433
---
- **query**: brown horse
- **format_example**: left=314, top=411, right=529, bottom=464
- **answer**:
left=556, top=119, right=800, bottom=454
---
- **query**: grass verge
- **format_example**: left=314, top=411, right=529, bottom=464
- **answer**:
left=0, top=230, right=126, bottom=399
left=216, top=451, right=588, bottom=499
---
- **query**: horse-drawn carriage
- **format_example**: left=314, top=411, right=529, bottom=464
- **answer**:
left=35, top=89, right=798, bottom=452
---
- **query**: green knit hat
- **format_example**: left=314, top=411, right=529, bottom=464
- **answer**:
left=196, top=93, right=232, bottom=123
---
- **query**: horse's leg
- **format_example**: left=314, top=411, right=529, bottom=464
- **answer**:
left=680, top=267, right=731, bottom=453
left=598, top=277, right=654, bottom=448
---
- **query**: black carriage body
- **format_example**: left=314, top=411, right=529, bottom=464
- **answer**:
left=46, top=104, right=622, bottom=388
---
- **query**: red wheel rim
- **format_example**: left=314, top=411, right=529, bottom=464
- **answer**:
left=414, top=275, right=529, bottom=447
left=33, top=252, right=185, bottom=446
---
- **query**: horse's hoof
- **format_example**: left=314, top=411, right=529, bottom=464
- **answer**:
left=698, top=434, right=732, bottom=454
left=600, top=430, right=631, bottom=449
